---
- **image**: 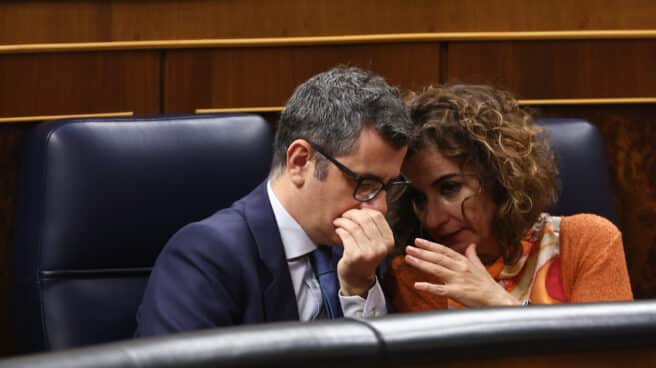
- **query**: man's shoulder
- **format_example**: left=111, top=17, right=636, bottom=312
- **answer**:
left=165, top=184, right=272, bottom=257
left=175, top=206, right=253, bottom=251
left=203, top=183, right=271, bottom=232
left=202, top=202, right=250, bottom=231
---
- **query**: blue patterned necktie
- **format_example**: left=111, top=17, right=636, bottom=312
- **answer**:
left=309, top=246, right=343, bottom=319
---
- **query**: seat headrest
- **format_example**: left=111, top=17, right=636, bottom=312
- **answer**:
left=16, top=114, right=273, bottom=270
left=537, top=118, right=617, bottom=224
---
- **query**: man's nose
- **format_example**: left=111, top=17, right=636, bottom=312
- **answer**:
left=361, top=191, right=388, bottom=214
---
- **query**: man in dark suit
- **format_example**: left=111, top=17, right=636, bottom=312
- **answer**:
left=136, top=66, right=413, bottom=336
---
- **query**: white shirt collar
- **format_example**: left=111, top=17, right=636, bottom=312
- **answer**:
left=267, top=180, right=318, bottom=260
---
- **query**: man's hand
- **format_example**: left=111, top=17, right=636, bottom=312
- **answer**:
left=333, top=208, right=394, bottom=297
left=406, top=238, right=521, bottom=307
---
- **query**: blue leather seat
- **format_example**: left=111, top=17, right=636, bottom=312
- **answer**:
left=12, top=114, right=273, bottom=353
left=537, top=118, right=617, bottom=224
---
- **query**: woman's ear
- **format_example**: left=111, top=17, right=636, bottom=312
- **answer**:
left=286, top=139, right=313, bottom=187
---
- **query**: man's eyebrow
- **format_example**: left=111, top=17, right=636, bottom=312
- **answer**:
left=356, top=169, right=406, bottom=183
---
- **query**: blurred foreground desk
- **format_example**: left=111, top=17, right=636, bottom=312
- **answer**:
left=1, top=301, right=655, bottom=368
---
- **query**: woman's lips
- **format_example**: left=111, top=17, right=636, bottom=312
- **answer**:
left=436, top=229, right=470, bottom=253
left=439, top=228, right=464, bottom=243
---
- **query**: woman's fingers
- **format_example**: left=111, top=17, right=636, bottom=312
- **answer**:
left=405, top=253, right=454, bottom=280
left=408, top=240, right=520, bottom=307
left=405, top=245, right=462, bottom=271
left=414, top=282, right=448, bottom=296
left=414, top=238, right=465, bottom=259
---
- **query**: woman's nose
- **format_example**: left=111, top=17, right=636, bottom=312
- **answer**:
left=421, top=198, right=449, bottom=230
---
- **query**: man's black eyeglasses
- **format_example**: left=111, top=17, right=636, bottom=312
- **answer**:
left=308, top=141, right=410, bottom=203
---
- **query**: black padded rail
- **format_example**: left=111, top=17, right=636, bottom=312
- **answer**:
left=2, top=302, right=656, bottom=368
left=370, top=300, right=656, bottom=365
left=0, top=320, right=381, bottom=368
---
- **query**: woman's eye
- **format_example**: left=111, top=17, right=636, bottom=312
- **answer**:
left=439, top=181, right=463, bottom=197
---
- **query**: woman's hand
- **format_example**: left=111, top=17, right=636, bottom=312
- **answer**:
left=405, top=238, right=521, bottom=307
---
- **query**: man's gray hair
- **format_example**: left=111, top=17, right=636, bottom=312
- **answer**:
left=271, top=66, right=413, bottom=178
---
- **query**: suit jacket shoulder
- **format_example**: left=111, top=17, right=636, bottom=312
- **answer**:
left=135, top=182, right=298, bottom=337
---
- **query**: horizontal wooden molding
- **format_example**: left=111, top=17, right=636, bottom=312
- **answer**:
left=518, top=97, right=656, bottom=106
left=4, top=98, right=653, bottom=123
left=196, top=107, right=284, bottom=114
left=2, top=30, right=656, bottom=54
left=197, top=98, right=656, bottom=115
left=0, top=111, right=134, bottom=124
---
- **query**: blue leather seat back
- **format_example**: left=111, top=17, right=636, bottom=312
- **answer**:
left=12, top=114, right=273, bottom=352
left=537, top=118, right=617, bottom=224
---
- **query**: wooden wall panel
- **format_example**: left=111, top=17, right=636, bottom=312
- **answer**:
left=446, top=40, right=656, bottom=99
left=2, top=0, right=656, bottom=44
left=0, top=2, right=113, bottom=44
left=537, top=105, right=656, bottom=298
left=164, top=43, right=440, bottom=113
left=0, top=51, right=161, bottom=118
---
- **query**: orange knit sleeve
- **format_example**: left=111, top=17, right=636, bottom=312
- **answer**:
left=560, top=214, right=634, bottom=302
left=385, top=255, right=448, bottom=312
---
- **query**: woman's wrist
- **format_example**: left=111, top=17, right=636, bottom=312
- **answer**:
left=492, top=289, right=522, bottom=306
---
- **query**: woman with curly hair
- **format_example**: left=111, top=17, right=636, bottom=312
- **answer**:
left=386, top=84, right=633, bottom=310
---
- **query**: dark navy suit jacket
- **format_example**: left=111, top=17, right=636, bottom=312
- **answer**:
left=136, top=182, right=341, bottom=336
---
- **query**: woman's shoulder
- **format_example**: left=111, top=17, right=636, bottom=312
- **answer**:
left=556, top=213, right=622, bottom=258
left=551, top=214, right=633, bottom=302
left=558, top=213, right=620, bottom=237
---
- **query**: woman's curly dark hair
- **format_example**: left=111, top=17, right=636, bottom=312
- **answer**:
left=391, top=84, right=560, bottom=263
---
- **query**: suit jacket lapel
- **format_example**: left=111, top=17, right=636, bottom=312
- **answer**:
left=243, top=182, right=299, bottom=321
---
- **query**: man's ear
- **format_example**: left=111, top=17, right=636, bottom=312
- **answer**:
left=286, top=139, right=313, bottom=186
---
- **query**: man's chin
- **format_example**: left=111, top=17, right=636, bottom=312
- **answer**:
left=324, top=233, right=343, bottom=247
left=312, top=233, right=341, bottom=247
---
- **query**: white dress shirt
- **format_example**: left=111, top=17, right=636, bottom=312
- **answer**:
left=267, top=181, right=387, bottom=321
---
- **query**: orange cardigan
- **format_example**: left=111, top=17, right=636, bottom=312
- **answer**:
left=386, top=214, right=634, bottom=312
